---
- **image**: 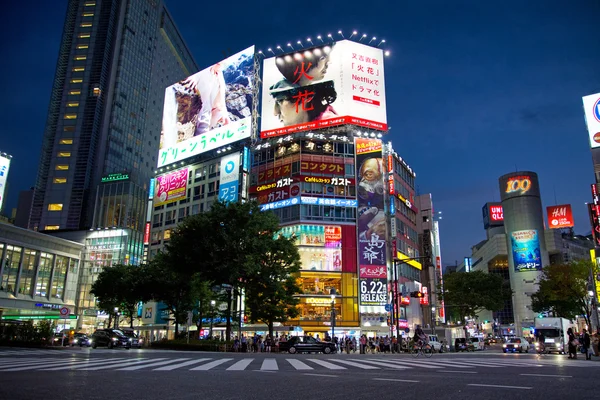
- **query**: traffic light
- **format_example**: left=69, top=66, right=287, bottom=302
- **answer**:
left=410, top=291, right=424, bottom=298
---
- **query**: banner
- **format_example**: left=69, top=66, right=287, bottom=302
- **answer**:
left=582, top=93, right=600, bottom=149
left=0, top=154, right=10, bottom=212
left=154, top=168, right=188, bottom=207
left=218, top=152, right=240, bottom=203
left=546, top=204, right=574, bottom=229
left=510, top=229, right=542, bottom=272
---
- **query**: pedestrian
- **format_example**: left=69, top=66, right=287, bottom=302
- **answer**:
left=360, top=335, right=367, bottom=354
left=567, top=328, right=578, bottom=359
left=582, top=329, right=591, bottom=360
left=233, top=336, right=240, bottom=352
left=265, top=335, right=272, bottom=353
left=241, top=335, right=247, bottom=353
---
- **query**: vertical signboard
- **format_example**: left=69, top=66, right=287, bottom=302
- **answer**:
left=0, top=154, right=10, bottom=212
left=546, top=204, right=574, bottom=229
left=588, top=204, right=600, bottom=247
left=154, top=168, right=188, bottom=207
left=582, top=93, right=600, bottom=149
left=143, top=222, right=150, bottom=245
left=510, top=229, right=542, bottom=272
left=148, top=178, right=155, bottom=200
left=356, top=138, right=387, bottom=307
left=218, top=152, right=240, bottom=203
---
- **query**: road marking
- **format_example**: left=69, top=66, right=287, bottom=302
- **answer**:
left=303, top=373, right=339, bottom=378
left=190, top=358, right=233, bottom=371
left=520, top=373, right=572, bottom=378
left=468, top=384, right=532, bottom=390
left=352, top=359, right=409, bottom=369
left=0, top=359, right=63, bottom=368
left=307, top=359, right=347, bottom=370
left=154, top=358, right=212, bottom=371
left=41, top=358, right=126, bottom=370
left=79, top=358, right=156, bottom=371
left=330, top=360, right=379, bottom=369
left=117, top=358, right=190, bottom=371
left=373, top=378, right=419, bottom=383
left=416, top=360, right=475, bottom=368
left=439, top=370, right=478, bottom=374
left=286, top=359, right=314, bottom=370
left=226, top=358, right=254, bottom=371
left=380, top=359, right=441, bottom=369
left=0, top=359, right=89, bottom=371
left=260, top=358, right=278, bottom=371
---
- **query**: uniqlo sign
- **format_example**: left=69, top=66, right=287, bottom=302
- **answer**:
left=547, top=205, right=574, bottom=229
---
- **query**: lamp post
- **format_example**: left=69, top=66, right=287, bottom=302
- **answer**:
left=209, top=300, right=216, bottom=339
left=431, top=307, right=436, bottom=335
left=114, top=307, right=119, bottom=329
left=330, top=289, right=336, bottom=344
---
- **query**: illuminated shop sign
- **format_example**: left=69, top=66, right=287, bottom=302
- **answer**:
left=504, top=175, right=531, bottom=195
left=259, top=197, right=357, bottom=211
left=253, top=132, right=351, bottom=151
left=218, top=152, right=240, bottom=203
left=154, top=168, right=188, bottom=206
left=395, top=251, right=422, bottom=270
left=547, top=204, right=574, bottom=229
left=144, top=223, right=150, bottom=245
left=148, top=178, right=155, bottom=200
left=242, top=147, right=250, bottom=172
left=101, top=173, right=129, bottom=183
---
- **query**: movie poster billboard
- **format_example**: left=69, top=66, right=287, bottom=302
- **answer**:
left=158, top=46, right=255, bottom=167
left=547, top=204, right=574, bottom=229
left=260, top=40, right=387, bottom=139
left=218, top=152, right=240, bottom=203
left=356, top=138, right=387, bottom=306
left=154, top=168, right=188, bottom=207
left=582, top=93, right=600, bottom=149
left=510, top=229, right=542, bottom=272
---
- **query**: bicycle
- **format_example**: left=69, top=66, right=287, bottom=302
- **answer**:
left=410, top=341, right=433, bottom=358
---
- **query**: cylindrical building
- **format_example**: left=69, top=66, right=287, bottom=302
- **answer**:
left=499, top=171, right=548, bottom=335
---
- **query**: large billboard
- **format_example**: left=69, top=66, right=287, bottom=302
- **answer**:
left=260, top=40, right=386, bottom=139
left=499, top=173, right=540, bottom=201
left=158, top=46, right=255, bottom=167
left=582, top=93, right=600, bottom=149
left=279, top=224, right=343, bottom=272
left=482, top=202, right=504, bottom=229
left=218, top=152, right=240, bottom=203
left=154, top=168, right=188, bottom=207
left=355, top=138, right=387, bottom=307
left=547, top=204, right=574, bottom=229
left=0, top=154, right=10, bottom=212
left=510, top=229, right=542, bottom=272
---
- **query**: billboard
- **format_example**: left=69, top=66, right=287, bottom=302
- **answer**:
left=482, top=202, right=504, bottom=229
left=278, top=224, right=342, bottom=272
left=582, top=93, right=600, bottom=149
left=355, top=138, right=387, bottom=307
left=510, top=229, right=542, bottom=272
left=499, top=173, right=540, bottom=201
left=588, top=204, right=600, bottom=247
left=154, top=168, right=188, bottom=207
left=547, top=204, right=574, bottom=229
left=260, top=40, right=386, bottom=139
left=158, top=46, right=255, bottom=167
left=0, top=154, right=10, bottom=212
left=218, top=152, right=240, bottom=203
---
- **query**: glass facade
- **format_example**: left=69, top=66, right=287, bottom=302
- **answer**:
left=1, top=245, right=21, bottom=293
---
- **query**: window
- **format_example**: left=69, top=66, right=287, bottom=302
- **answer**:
left=0, top=245, right=22, bottom=294
left=48, top=204, right=63, bottom=211
left=64, top=114, right=77, bottom=120
left=53, top=178, right=67, bottom=184
left=51, top=256, right=69, bottom=299
left=63, top=126, right=75, bottom=132
left=68, top=90, right=81, bottom=95
left=76, top=44, right=88, bottom=49
left=19, top=249, right=36, bottom=296
left=82, top=12, right=94, bottom=17
left=59, top=139, right=73, bottom=145
left=84, top=1, right=96, bottom=5
left=58, top=152, right=71, bottom=157
left=72, top=67, right=85, bottom=72
left=74, top=55, right=87, bottom=61
left=93, top=87, right=101, bottom=97
left=80, top=23, right=92, bottom=28
left=35, top=252, right=54, bottom=297
left=66, top=102, right=79, bottom=107
left=55, top=165, right=69, bottom=170
left=78, top=33, right=91, bottom=38
left=44, top=225, right=59, bottom=230
left=70, top=78, right=83, bottom=83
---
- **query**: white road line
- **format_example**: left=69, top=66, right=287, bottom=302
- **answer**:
left=286, top=359, right=313, bottom=370
left=0, top=359, right=90, bottom=372
left=449, top=360, right=503, bottom=368
left=469, top=360, right=544, bottom=367
left=468, top=384, right=532, bottom=390
left=414, top=360, right=475, bottom=368
left=154, top=358, right=212, bottom=371
left=117, top=358, right=190, bottom=371
left=0, top=359, right=62, bottom=368
left=380, top=359, right=442, bottom=369
left=520, top=373, right=572, bottom=378
left=78, top=358, right=156, bottom=371
left=329, top=360, right=379, bottom=369
left=260, top=358, right=278, bottom=371
left=439, top=370, right=478, bottom=374
left=42, top=358, right=126, bottom=371
left=190, top=358, right=233, bottom=371
left=373, top=378, right=419, bottom=383
left=303, top=373, right=339, bottom=378
left=352, top=359, right=409, bottom=369
left=227, top=358, right=254, bottom=371
left=307, top=359, right=347, bottom=370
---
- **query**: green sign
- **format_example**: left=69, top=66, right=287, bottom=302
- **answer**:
left=101, top=173, right=129, bottom=183
left=1, top=315, right=78, bottom=320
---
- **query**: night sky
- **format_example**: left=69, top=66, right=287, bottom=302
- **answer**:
left=1, top=0, right=599, bottom=266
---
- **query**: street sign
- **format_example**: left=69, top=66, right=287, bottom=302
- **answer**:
left=59, top=307, right=69, bottom=317
left=384, top=304, right=391, bottom=312
left=404, top=327, right=410, bottom=333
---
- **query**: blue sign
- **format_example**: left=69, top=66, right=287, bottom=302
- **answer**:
left=260, top=197, right=300, bottom=211
left=510, top=229, right=542, bottom=272
left=219, top=181, right=238, bottom=202
left=242, top=147, right=250, bottom=172
left=384, top=304, right=391, bottom=312
left=595, top=98, right=600, bottom=121
left=259, top=197, right=358, bottom=212
left=148, top=178, right=155, bottom=200
left=390, top=200, right=395, bottom=215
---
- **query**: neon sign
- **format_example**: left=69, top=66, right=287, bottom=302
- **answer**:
left=505, top=176, right=531, bottom=195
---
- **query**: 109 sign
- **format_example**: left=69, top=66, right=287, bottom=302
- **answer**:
left=505, top=176, right=531, bottom=195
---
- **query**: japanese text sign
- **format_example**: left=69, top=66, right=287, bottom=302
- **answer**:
left=510, top=229, right=542, bottom=272
left=154, top=168, right=188, bottom=207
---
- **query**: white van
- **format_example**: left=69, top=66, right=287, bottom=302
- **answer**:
left=428, top=335, right=446, bottom=353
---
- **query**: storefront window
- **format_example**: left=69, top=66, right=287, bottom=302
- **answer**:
left=298, top=298, right=341, bottom=322
left=35, top=252, right=54, bottom=297
left=51, top=256, right=69, bottom=299
left=18, top=249, right=37, bottom=296
left=299, top=275, right=342, bottom=296
left=0, top=245, right=22, bottom=293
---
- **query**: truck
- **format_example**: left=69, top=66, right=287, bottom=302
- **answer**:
left=534, top=317, right=576, bottom=354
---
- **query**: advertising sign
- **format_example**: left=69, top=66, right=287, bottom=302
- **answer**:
left=279, top=224, right=342, bottom=248
left=0, top=154, right=10, bottom=212
left=260, top=40, right=386, bottom=139
left=148, top=178, right=155, bottom=200
left=482, top=202, right=504, bottom=229
left=158, top=46, right=255, bottom=167
left=255, top=160, right=345, bottom=184
left=547, top=204, right=574, bottom=229
left=510, top=229, right=542, bottom=272
left=356, top=138, right=387, bottom=307
left=143, top=222, right=150, bottom=245
left=154, top=168, right=188, bottom=207
left=582, top=93, right=600, bottom=149
left=218, top=152, right=240, bottom=203
left=588, top=204, right=600, bottom=247
left=499, top=172, right=540, bottom=201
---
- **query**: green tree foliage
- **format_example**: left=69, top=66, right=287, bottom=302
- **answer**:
left=438, top=270, right=512, bottom=322
left=531, top=260, right=598, bottom=326
left=244, top=233, right=302, bottom=338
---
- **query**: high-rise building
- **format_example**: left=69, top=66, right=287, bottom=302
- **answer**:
left=27, top=0, right=197, bottom=330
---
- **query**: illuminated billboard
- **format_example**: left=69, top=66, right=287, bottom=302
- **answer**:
left=154, top=168, right=188, bottom=207
left=260, top=40, right=387, bottom=139
left=582, top=93, right=600, bottom=149
left=510, top=229, right=542, bottom=272
left=547, top=204, right=574, bottom=229
left=355, top=138, right=387, bottom=307
left=279, top=224, right=343, bottom=272
left=218, top=152, right=240, bottom=203
left=0, top=154, right=11, bottom=212
left=482, top=202, right=504, bottom=229
left=499, top=172, right=540, bottom=201
left=158, top=46, right=255, bottom=167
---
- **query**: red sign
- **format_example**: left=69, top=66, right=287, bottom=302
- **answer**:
left=359, top=265, right=387, bottom=278
left=143, top=223, right=150, bottom=245
left=590, top=204, right=600, bottom=246
left=435, top=256, right=441, bottom=271
left=388, top=175, right=395, bottom=195
left=489, top=205, right=504, bottom=221
left=324, top=226, right=342, bottom=245
left=419, top=287, right=429, bottom=305
left=260, top=116, right=387, bottom=139
left=387, top=154, right=393, bottom=172
left=547, top=204, right=574, bottom=229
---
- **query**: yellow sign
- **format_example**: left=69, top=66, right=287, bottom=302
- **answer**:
left=305, top=297, right=334, bottom=306
left=591, top=249, right=600, bottom=302
left=396, top=251, right=422, bottom=270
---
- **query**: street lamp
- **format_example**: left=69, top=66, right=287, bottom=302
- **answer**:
left=431, top=307, right=436, bottom=335
left=114, top=307, right=119, bottom=329
left=209, top=300, right=216, bottom=339
left=330, top=289, right=336, bottom=344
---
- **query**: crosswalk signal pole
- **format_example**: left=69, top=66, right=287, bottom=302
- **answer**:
left=330, top=289, right=336, bottom=343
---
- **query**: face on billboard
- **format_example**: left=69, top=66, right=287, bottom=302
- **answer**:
left=154, top=168, right=188, bottom=207
left=0, top=155, right=10, bottom=212
left=158, top=46, right=255, bottom=167
left=510, top=229, right=542, bottom=272
left=260, top=41, right=387, bottom=139
left=582, top=93, right=600, bottom=149
left=547, top=204, right=574, bottom=229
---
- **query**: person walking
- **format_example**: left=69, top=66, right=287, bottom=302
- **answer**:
left=582, top=329, right=591, bottom=360
left=360, top=335, right=367, bottom=354
left=567, top=328, right=578, bottom=359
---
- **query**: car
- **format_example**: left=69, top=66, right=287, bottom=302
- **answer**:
left=470, top=337, right=486, bottom=351
left=52, top=332, right=69, bottom=346
left=91, top=329, right=131, bottom=349
left=278, top=336, right=336, bottom=354
left=71, top=333, right=92, bottom=347
left=121, top=329, right=143, bottom=348
left=427, top=335, right=447, bottom=353
left=503, top=337, right=530, bottom=353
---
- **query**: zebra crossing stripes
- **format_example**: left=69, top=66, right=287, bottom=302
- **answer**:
left=118, top=358, right=191, bottom=371
left=329, top=359, right=379, bottom=369
left=190, top=358, right=233, bottom=370
left=79, top=358, right=158, bottom=371
left=306, top=359, right=347, bottom=370
left=42, top=358, right=126, bottom=371
left=227, top=358, right=254, bottom=371
left=155, top=358, right=212, bottom=371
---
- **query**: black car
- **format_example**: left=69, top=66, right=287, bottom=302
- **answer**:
left=121, top=330, right=143, bottom=348
left=91, top=329, right=131, bottom=349
left=279, top=336, right=336, bottom=354
left=71, top=333, right=92, bottom=347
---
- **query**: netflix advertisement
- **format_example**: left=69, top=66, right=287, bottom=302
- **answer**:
left=547, top=204, right=574, bottom=229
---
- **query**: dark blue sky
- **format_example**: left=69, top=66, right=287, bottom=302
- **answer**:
left=1, top=0, right=599, bottom=266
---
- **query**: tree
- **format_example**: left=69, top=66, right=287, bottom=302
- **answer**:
left=244, top=233, right=302, bottom=338
left=438, top=270, right=512, bottom=322
left=531, top=260, right=598, bottom=326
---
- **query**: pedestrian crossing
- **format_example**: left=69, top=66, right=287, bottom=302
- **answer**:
left=0, top=355, right=596, bottom=372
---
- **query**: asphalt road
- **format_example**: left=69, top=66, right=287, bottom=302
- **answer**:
left=0, top=346, right=596, bottom=400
